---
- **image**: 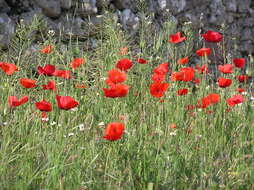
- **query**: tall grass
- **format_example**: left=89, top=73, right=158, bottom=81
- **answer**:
left=0, top=12, right=253, bottom=190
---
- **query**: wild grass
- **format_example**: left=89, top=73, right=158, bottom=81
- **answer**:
left=0, top=13, right=254, bottom=190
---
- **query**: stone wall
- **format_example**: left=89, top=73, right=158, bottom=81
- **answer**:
left=0, top=0, right=254, bottom=56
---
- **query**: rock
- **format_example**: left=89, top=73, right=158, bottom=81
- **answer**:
left=112, top=0, right=132, bottom=10
left=167, top=0, right=186, bottom=13
left=209, top=0, right=226, bottom=25
left=96, top=0, right=110, bottom=10
left=117, top=9, right=139, bottom=34
left=237, top=0, right=251, bottom=13
left=33, top=0, right=61, bottom=18
left=224, top=0, right=237, bottom=12
left=0, top=13, right=15, bottom=49
left=56, top=14, right=102, bottom=40
left=240, top=28, right=252, bottom=41
left=157, top=0, right=167, bottom=10
left=56, top=15, right=86, bottom=39
left=19, top=9, right=42, bottom=25
left=239, top=40, right=253, bottom=54
left=77, top=0, right=98, bottom=18
left=60, top=0, right=72, bottom=9
left=0, top=0, right=10, bottom=13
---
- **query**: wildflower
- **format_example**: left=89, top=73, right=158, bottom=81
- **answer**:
left=236, top=88, right=245, bottom=93
left=150, top=82, right=169, bottom=98
left=56, top=95, right=79, bottom=110
left=177, top=56, right=189, bottom=65
left=218, top=77, right=232, bottom=88
left=202, top=30, right=223, bottom=43
left=8, top=96, right=28, bottom=107
left=197, top=93, right=220, bottom=109
left=180, top=67, right=195, bottom=82
left=177, top=88, right=188, bottom=96
left=70, top=58, right=85, bottom=69
left=119, top=46, right=128, bottom=56
left=116, top=58, right=133, bottom=71
left=20, top=78, right=37, bottom=88
left=196, top=64, right=208, bottom=74
left=103, top=122, right=125, bottom=141
left=0, top=62, right=18, bottom=75
left=151, top=73, right=166, bottom=82
left=75, top=83, right=86, bottom=89
left=103, top=84, right=129, bottom=98
left=236, top=75, right=249, bottom=83
left=42, top=80, right=56, bottom=91
left=37, top=64, right=55, bottom=76
left=227, top=94, right=245, bottom=107
left=218, top=64, right=234, bottom=74
left=233, top=58, right=245, bottom=68
left=35, top=100, right=52, bottom=112
left=193, top=78, right=201, bottom=84
left=169, top=32, right=186, bottom=44
left=136, top=58, right=148, bottom=64
left=171, top=67, right=195, bottom=82
left=53, top=70, right=71, bottom=79
left=196, top=48, right=211, bottom=56
left=153, top=62, right=169, bottom=75
left=106, top=69, right=127, bottom=84
left=40, top=45, right=53, bottom=54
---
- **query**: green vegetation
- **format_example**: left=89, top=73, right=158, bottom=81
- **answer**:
left=0, top=13, right=253, bottom=190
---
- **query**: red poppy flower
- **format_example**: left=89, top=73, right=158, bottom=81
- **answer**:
left=180, top=67, right=195, bottom=82
left=177, top=88, right=188, bottom=96
left=53, top=70, right=71, bottom=79
left=40, top=45, right=53, bottom=54
left=196, top=64, right=208, bottom=74
left=0, top=62, right=18, bottom=75
left=37, top=64, right=56, bottom=76
left=236, top=88, right=245, bottom=93
left=236, top=75, right=249, bottom=83
left=233, top=58, right=245, bottom=68
left=35, top=100, right=52, bottom=112
left=197, top=97, right=212, bottom=109
left=70, top=58, right=85, bottom=69
left=75, top=83, right=86, bottom=89
left=106, top=69, right=127, bottom=84
left=150, top=82, right=169, bottom=98
left=196, top=48, right=211, bottom=56
left=169, top=32, right=186, bottom=44
left=218, top=77, right=232, bottom=88
left=151, top=73, right=166, bottom=82
left=42, top=80, right=56, bottom=91
left=136, top=58, right=148, bottom=64
left=116, top=58, right=133, bottom=71
left=171, top=67, right=195, bottom=82
left=20, top=78, right=37, bottom=88
left=103, top=84, right=129, bottom=98
left=218, top=64, right=234, bottom=74
left=177, top=57, right=189, bottom=65
left=185, top=104, right=195, bottom=111
left=171, top=71, right=184, bottom=81
left=153, top=62, right=169, bottom=75
left=206, top=93, right=220, bottom=104
left=103, top=122, right=125, bottom=141
left=56, top=95, right=79, bottom=110
left=202, top=30, right=223, bottom=43
left=197, top=93, right=220, bottom=109
left=227, top=94, right=245, bottom=107
left=193, top=78, right=201, bottom=84
left=8, top=96, right=28, bottom=107
left=119, top=46, right=128, bottom=56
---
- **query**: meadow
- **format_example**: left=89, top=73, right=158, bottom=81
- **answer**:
left=0, top=15, right=254, bottom=190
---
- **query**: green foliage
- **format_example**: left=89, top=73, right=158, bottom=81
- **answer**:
left=0, top=12, right=254, bottom=190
